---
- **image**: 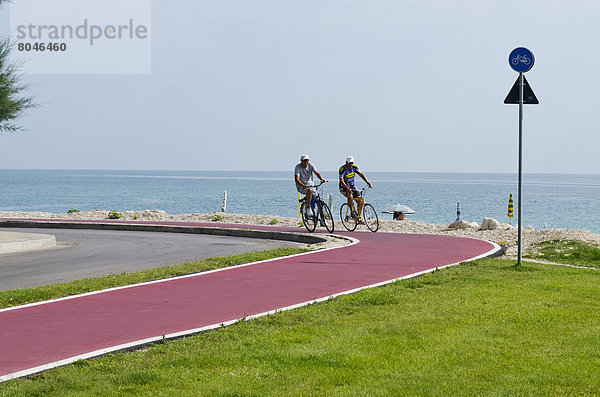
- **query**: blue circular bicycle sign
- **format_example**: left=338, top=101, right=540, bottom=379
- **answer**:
left=509, top=47, right=534, bottom=73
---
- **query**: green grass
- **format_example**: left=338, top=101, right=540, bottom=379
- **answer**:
left=0, top=248, right=307, bottom=309
left=2, top=257, right=599, bottom=396
left=525, top=239, right=600, bottom=268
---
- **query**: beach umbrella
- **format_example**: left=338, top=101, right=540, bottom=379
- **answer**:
left=507, top=194, right=514, bottom=224
left=383, top=204, right=415, bottom=214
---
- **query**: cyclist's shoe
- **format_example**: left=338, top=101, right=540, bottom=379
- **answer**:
left=351, top=211, right=358, bottom=220
left=357, top=219, right=365, bottom=225
left=304, top=208, right=315, bottom=219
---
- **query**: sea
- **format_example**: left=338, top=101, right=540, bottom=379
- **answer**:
left=1, top=170, right=599, bottom=234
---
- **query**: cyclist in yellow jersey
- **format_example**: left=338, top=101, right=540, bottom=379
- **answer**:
left=339, top=156, right=373, bottom=220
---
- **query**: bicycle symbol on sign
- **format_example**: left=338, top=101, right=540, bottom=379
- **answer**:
left=511, top=54, right=531, bottom=66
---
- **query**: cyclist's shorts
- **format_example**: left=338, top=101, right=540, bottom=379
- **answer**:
left=297, top=185, right=317, bottom=197
left=339, top=187, right=361, bottom=198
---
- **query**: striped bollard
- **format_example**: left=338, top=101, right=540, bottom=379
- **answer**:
left=221, top=191, right=227, bottom=212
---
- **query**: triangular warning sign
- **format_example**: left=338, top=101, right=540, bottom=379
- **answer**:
left=504, top=75, right=539, bottom=104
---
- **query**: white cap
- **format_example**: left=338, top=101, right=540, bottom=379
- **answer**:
left=346, top=156, right=354, bottom=163
left=300, top=154, right=310, bottom=161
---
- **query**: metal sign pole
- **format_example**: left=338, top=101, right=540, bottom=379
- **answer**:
left=517, top=72, right=523, bottom=266
left=506, top=46, right=536, bottom=266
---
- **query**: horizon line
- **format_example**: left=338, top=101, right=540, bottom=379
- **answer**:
left=0, top=168, right=599, bottom=176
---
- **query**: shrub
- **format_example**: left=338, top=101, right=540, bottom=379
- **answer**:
left=108, top=210, right=123, bottom=219
left=211, top=213, right=224, bottom=222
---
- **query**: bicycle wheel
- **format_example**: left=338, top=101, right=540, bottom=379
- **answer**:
left=320, top=202, right=335, bottom=233
left=339, top=203, right=357, bottom=232
left=362, top=203, right=379, bottom=232
left=301, top=202, right=317, bottom=232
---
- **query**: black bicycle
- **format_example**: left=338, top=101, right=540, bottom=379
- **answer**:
left=339, top=187, right=379, bottom=232
left=299, top=181, right=335, bottom=233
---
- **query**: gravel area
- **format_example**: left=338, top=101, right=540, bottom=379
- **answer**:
left=2, top=210, right=599, bottom=259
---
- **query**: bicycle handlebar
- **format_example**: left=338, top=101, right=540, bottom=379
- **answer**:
left=358, top=186, right=373, bottom=197
left=307, top=180, right=327, bottom=189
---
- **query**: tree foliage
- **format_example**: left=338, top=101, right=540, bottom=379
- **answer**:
left=0, top=0, right=35, bottom=132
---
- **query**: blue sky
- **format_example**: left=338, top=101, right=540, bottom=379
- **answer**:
left=1, top=1, right=599, bottom=173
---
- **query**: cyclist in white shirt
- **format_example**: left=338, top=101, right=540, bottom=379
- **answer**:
left=294, top=154, right=327, bottom=215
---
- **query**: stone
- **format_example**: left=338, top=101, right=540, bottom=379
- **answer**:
left=481, top=217, right=500, bottom=230
left=144, top=210, right=167, bottom=215
left=448, top=220, right=471, bottom=229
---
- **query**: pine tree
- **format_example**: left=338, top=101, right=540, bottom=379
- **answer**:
left=0, top=0, right=36, bottom=132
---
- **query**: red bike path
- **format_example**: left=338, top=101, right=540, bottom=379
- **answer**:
left=0, top=220, right=499, bottom=381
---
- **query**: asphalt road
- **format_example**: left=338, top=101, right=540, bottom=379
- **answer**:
left=0, top=227, right=304, bottom=291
